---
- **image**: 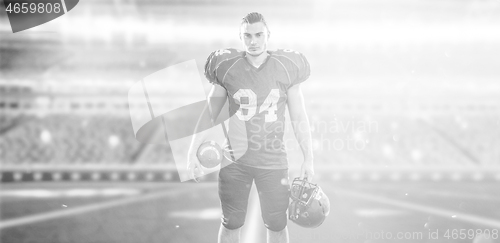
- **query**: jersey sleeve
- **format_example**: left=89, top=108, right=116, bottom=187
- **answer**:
left=293, top=52, right=310, bottom=86
left=204, top=49, right=241, bottom=87
left=204, top=50, right=222, bottom=86
left=275, top=49, right=311, bottom=88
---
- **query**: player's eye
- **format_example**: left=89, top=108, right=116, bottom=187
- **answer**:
left=244, top=34, right=251, bottom=39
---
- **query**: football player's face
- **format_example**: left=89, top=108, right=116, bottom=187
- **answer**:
left=240, top=22, right=269, bottom=56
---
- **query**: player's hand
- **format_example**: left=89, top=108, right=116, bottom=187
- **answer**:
left=300, top=161, right=314, bottom=182
left=187, top=147, right=204, bottom=182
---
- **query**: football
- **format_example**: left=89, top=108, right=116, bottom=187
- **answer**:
left=196, top=141, right=223, bottom=168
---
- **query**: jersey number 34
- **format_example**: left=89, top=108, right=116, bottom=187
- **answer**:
left=233, top=89, right=279, bottom=122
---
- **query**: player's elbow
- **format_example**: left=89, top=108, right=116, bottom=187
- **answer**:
left=290, top=107, right=309, bottom=123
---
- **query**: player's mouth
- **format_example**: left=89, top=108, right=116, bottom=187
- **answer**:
left=249, top=47, right=260, bottom=51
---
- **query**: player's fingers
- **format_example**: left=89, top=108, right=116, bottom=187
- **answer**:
left=187, top=157, right=194, bottom=170
left=193, top=165, right=205, bottom=182
left=301, top=169, right=311, bottom=182
left=308, top=170, right=315, bottom=182
left=188, top=167, right=195, bottom=181
left=190, top=168, right=199, bottom=182
left=193, top=174, right=199, bottom=183
left=299, top=168, right=306, bottom=180
left=194, top=164, right=200, bottom=173
left=188, top=162, right=199, bottom=181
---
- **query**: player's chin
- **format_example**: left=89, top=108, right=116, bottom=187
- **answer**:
left=246, top=49, right=264, bottom=56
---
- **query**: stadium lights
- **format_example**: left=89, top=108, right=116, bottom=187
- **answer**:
left=40, top=130, right=52, bottom=144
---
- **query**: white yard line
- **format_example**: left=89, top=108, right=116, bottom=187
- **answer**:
left=0, top=184, right=212, bottom=230
left=336, top=188, right=500, bottom=229
left=423, top=190, right=500, bottom=202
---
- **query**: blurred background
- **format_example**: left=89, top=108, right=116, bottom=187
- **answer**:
left=1, top=0, right=500, bottom=242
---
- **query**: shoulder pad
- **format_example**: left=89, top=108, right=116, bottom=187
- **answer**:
left=205, top=48, right=243, bottom=86
left=213, top=48, right=242, bottom=58
left=271, top=49, right=310, bottom=87
left=273, top=49, right=302, bottom=59
left=271, top=49, right=308, bottom=71
left=210, top=48, right=243, bottom=66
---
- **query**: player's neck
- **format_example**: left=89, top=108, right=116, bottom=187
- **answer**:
left=245, top=51, right=269, bottom=68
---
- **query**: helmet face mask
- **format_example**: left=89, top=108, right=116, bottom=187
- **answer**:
left=290, top=177, right=319, bottom=206
left=288, top=178, right=330, bottom=228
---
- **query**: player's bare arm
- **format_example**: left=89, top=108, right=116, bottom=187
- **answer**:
left=287, top=83, right=314, bottom=182
left=187, top=84, right=227, bottom=180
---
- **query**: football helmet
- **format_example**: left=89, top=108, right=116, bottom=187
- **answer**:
left=288, top=177, right=330, bottom=228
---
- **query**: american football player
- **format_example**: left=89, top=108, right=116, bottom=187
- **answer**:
left=187, top=12, right=314, bottom=243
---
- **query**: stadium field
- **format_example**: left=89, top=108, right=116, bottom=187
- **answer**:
left=1, top=179, right=500, bottom=243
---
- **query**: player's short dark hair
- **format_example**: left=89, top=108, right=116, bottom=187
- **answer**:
left=241, top=12, right=270, bottom=35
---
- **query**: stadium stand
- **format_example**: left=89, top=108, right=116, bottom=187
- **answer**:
left=0, top=114, right=143, bottom=165
left=308, top=114, right=486, bottom=168
left=3, top=102, right=497, bottom=167
left=1, top=0, right=499, bottom=182
left=423, top=115, right=500, bottom=166
left=1, top=81, right=499, bottom=183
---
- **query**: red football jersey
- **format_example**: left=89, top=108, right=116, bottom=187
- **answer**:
left=205, top=48, right=310, bottom=169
